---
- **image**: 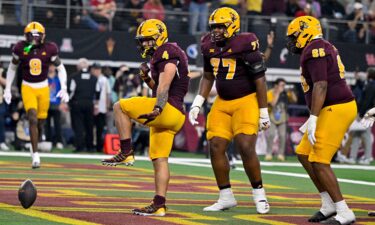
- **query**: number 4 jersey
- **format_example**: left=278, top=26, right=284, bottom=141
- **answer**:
left=12, top=41, right=58, bottom=83
left=201, top=33, right=266, bottom=100
left=300, top=39, right=354, bottom=109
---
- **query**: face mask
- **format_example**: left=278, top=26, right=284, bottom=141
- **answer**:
left=286, top=35, right=303, bottom=55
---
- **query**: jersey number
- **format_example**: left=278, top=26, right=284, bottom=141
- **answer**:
left=337, top=55, right=345, bottom=78
left=312, top=48, right=326, bottom=58
left=29, top=58, right=42, bottom=76
left=210, top=58, right=237, bottom=80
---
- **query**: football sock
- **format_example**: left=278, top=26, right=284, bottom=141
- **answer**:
left=153, top=195, right=166, bottom=207
left=319, top=191, right=335, bottom=215
left=251, top=180, right=263, bottom=189
left=219, top=184, right=231, bottom=190
left=335, top=200, right=350, bottom=212
left=120, top=139, right=132, bottom=154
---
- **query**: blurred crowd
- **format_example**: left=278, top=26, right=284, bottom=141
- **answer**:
left=4, top=0, right=375, bottom=42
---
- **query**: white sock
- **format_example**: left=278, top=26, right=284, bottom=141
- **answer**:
left=32, top=152, right=39, bottom=159
left=320, top=192, right=335, bottom=215
left=219, top=188, right=235, bottom=200
left=334, top=200, right=355, bottom=223
left=253, top=188, right=267, bottom=201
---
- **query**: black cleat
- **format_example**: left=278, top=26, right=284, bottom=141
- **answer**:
left=308, top=211, right=336, bottom=222
left=321, top=218, right=355, bottom=225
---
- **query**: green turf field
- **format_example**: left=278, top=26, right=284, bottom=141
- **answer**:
left=0, top=153, right=374, bottom=225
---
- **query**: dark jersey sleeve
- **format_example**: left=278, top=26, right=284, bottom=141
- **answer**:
left=47, top=42, right=59, bottom=62
left=305, top=57, right=328, bottom=83
left=243, top=50, right=266, bottom=79
left=12, top=41, right=25, bottom=60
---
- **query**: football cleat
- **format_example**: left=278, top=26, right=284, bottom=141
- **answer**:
left=253, top=188, right=270, bottom=214
left=203, top=199, right=237, bottom=211
left=101, top=150, right=135, bottom=166
left=132, top=203, right=166, bottom=216
left=31, top=153, right=40, bottom=169
left=308, top=211, right=336, bottom=222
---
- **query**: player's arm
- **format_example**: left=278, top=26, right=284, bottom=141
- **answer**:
left=52, top=56, right=69, bottom=103
left=305, top=57, right=328, bottom=145
left=189, top=56, right=215, bottom=125
left=138, top=62, right=176, bottom=124
left=3, top=57, right=20, bottom=104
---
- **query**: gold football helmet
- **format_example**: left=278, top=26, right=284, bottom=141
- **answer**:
left=286, top=16, right=322, bottom=54
left=136, top=19, right=168, bottom=58
left=209, top=7, right=240, bottom=42
left=24, top=21, right=46, bottom=45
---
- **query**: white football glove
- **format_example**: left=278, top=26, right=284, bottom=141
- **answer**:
left=56, top=89, right=69, bottom=103
left=259, top=108, right=271, bottom=131
left=307, top=115, right=318, bottom=145
left=3, top=89, right=12, bottom=104
left=361, top=107, right=375, bottom=128
left=189, top=95, right=205, bottom=125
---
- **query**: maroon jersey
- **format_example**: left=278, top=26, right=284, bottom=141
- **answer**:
left=150, top=42, right=190, bottom=112
left=201, top=33, right=265, bottom=100
left=300, top=39, right=354, bottom=109
left=12, top=41, right=58, bottom=83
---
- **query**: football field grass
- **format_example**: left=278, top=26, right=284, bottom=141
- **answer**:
left=0, top=152, right=374, bottom=225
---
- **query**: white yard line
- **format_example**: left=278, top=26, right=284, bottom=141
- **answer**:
left=1, top=152, right=375, bottom=186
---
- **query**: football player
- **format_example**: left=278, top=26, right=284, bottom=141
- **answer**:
left=101, top=19, right=190, bottom=216
left=286, top=16, right=356, bottom=225
left=3, top=22, right=69, bottom=169
left=189, top=7, right=270, bottom=214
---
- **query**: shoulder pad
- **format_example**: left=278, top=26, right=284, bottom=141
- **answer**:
left=232, top=33, right=259, bottom=53
left=301, top=39, right=331, bottom=62
left=153, top=43, right=180, bottom=63
left=12, top=41, right=26, bottom=56
left=45, top=42, right=59, bottom=55
left=200, top=33, right=212, bottom=56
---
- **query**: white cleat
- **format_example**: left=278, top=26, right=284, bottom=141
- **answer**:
left=253, top=188, right=270, bottom=214
left=203, top=199, right=237, bottom=211
left=31, top=153, right=40, bottom=169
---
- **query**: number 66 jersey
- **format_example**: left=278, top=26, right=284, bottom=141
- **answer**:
left=299, top=39, right=354, bottom=109
left=12, top=41, right=58, bottom=83
left=201, top=32, right=266, bottom=100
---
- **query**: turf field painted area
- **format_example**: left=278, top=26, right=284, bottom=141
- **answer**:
left=0, top=153, right=374, bottom=225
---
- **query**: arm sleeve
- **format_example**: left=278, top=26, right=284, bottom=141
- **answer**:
left=305, top=57, right=328, bottom=83
left=56, top=63, right=67, bottom=90
left=243, top=51, right=266, bottom=79
left=5, top=61, right=18, bottom=91
left=203, top=56, right=213, bottom=73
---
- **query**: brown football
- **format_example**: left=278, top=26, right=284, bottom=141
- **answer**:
left=18, top=179, right=37, bottom=209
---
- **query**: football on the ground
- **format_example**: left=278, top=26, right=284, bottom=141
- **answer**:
left=18, top=179, right=37, bottom=209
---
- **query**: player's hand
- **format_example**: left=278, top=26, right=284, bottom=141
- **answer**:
left=189, top=106, right=200, bottom=125
left=139, top=62, right=150, bottom=80
left=3, top=89, right=12, bottom=104
left=259, top=108, right=271, bottom=131
left=138, top=106, right=162, bottom=125
left=56, top=89, right=69, bottom=103
left=361, top=107, right=375, bottom=128
left=307, top=115, right=318, bottom=145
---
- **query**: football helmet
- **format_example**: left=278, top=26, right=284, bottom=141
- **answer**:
left=209, top=7, right=240, bottom=42
left=286, top=16, right=322, bottom=54
left=24, top=21, right=45, bottom=46
left=135, top=19, right=168, bottom=58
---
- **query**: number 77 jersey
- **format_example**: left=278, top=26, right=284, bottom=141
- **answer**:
left=12, top=41, right=58, bottom=83
left=299, top=39, right=354, bottom=109
left=201, top=32, right=266, bottom=100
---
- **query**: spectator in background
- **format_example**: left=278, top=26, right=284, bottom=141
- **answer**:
left=265, top=78, right=297, bottom=161
left=262, top=0, right=285, bottom=15
left=321, top=0, right=346, bottom=19
left=299, top=0, right=321, bottom=18
left=45, top=65, right=64, bottom=149
left=119, top=0, right=144, bottom=32
left=15, top=0, right=34, bottom=25
left=244, top=0, right=263, bottom=15
left=114, top=65, right=141, bottom=99
left=69, top=58, right=98, bottom=152
left=188, top=0, right=209, bottom=35
left=343, top=2, right=368, bottom=42
left=72, top=0, right=107, bottom=31
left=285, top=0, right=301, bottom=17
left=295, top=2, right=319, bottom=17
left=349, top=67, right=375, bottom=165
left=0, top=64, right=9, bottom=151
left=44, top=0, right=66, bottom=28
left=143, top=0, right=165, bottom=21
left=90, top=0, right=117, bottom=27
left=91, top=63, right=111, bottom=152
